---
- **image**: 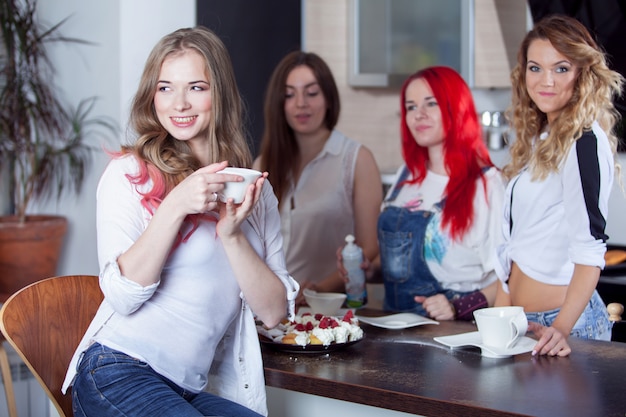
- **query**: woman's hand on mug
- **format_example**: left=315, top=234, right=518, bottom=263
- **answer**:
left=216, top=172, right=267, bottom=240
left=164, top=161, right=231, bottom=216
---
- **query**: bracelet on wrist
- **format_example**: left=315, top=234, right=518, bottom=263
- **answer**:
left=452, top=291, right=488, bottom=321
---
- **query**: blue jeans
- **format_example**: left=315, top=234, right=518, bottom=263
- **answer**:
left=72, top=343, right=263, bottom=417
left=525, top=290, right=612, bottom=341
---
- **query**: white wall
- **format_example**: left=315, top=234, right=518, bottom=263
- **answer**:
left=32, top=0, right=196, bottom=276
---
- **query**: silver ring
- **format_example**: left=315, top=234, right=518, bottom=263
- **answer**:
left=212, top=192, right=218, bottom=202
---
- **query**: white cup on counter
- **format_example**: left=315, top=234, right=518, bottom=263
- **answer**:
left=216, top=167, right=262, bottom=204
left=473, top=306, right=528, bottom=350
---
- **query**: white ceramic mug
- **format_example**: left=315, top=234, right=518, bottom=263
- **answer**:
left=473, top=306, right=528, bottom=350
left=216, top=167, right=262, bottom=204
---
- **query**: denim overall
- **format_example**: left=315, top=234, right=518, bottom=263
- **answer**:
left=377, top=167, right=465, bottom=316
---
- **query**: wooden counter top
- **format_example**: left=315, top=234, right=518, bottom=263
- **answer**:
left=262, top=310, right=626, bottom=417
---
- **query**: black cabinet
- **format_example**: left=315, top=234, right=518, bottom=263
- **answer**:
left=197, top=1, right=301, bottom=155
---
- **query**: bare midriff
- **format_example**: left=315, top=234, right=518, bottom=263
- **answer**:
left=508, top=262, right=567, bottom=312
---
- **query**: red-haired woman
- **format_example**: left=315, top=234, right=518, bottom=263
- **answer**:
left=376, top=66, right=505, bottom=320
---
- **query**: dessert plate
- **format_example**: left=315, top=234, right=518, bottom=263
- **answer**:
left=434, top=331, right=536, bottom=358
left=356, top=313, right=439, bottom=329
left=259, top=335, right=363, bottom=354
left=257, top=310, right=364, bottom=354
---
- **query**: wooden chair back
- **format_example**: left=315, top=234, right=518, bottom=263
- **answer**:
left=0, top=275, right=103, bottom=417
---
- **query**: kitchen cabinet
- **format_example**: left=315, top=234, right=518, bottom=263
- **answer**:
left=348, top=0, right=530, bottom=88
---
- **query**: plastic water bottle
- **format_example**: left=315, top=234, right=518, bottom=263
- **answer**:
left=342, top=234, right=367, bottom=308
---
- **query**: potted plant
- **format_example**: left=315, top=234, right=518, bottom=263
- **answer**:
left=0, top=0, right=115, bottom=299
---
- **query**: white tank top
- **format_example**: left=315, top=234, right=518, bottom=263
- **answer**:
left=280, top=130, right=360, bottom=284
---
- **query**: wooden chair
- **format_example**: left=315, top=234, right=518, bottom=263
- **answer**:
left=0, top=275, right=103, bottom=417
left=1, top=288, right=20, bottom=417
left=0, top=332, right=18, bottom=417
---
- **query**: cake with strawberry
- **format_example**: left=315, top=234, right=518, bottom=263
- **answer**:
left=258, top=310, right=363, bottom=347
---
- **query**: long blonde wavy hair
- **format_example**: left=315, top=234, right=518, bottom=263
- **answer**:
left=122, top=26, right=251, bottom=197
left=504, top=15, right=624, bottom=181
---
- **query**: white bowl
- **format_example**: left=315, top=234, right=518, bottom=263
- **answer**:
left=303, top=289, right=347, bottom=316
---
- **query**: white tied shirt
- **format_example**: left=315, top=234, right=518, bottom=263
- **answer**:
left=62, top=155, right=298, bottom=416
left=495, top=121, right=613, bottom=292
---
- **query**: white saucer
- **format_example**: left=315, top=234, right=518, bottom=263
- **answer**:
left=434, top=331, right=536, bottom=358
left=356, top=313, right=439, bottom=329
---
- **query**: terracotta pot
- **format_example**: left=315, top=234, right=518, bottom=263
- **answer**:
left=0, top=215, right=68, bottom=301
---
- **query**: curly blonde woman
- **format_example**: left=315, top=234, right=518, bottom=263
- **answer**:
left=495, top=14, right=624, bottom=357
